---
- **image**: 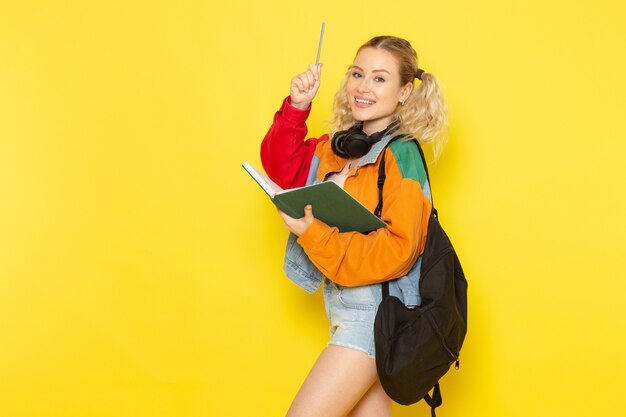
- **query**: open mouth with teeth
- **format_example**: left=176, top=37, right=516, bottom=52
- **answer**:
left=354, top=97, right=376, bottom=107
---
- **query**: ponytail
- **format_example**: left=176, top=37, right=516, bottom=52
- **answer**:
left=396, top=71, right=448, bottom=161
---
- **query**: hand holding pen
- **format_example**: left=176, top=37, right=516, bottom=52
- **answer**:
left=289, top=22, right=325, bottom=110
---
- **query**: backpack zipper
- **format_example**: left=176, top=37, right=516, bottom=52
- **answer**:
left=426, top=310, right=458, bottom=361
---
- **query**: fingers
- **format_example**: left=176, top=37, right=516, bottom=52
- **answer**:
left=277, top=206, right=315, bottom=237
left=277, top=206, right=313, bottom=222
left=294, top=64, right=322, bottom=90
left=303, top=204, right=314, bottom=220
left=277, top=209, right=299, bottom=235
left=290, top=63, right=323, bottom=109
left=309, top=63, right=322, bottom=81
left=294, top=70, right=317, bottom=93
left=293, top=77, right=306, bottom=94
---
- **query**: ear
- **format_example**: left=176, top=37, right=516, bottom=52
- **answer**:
left=399, top=82, right=414, bottom=103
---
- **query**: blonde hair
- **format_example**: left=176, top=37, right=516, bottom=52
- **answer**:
left=330, top=36, right=448, bottom=161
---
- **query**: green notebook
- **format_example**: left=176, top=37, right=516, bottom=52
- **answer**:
left=243, top=162, right=385, bottom=233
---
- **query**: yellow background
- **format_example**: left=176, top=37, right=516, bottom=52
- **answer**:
left=1, top=1, right=625, bottom=416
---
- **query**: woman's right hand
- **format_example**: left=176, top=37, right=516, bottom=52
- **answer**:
left=290, top=63, right=322, bottom=110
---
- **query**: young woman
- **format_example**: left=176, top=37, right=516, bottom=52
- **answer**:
left=261, top=36, right=448, bottom=417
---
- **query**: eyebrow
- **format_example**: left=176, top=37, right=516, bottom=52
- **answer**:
left=349, top=65, right=391, bottom=75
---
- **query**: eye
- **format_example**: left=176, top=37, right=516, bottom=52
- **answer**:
left=351, top=71, right=363, bottom=78
left=374, top=76, right=386, bottom=83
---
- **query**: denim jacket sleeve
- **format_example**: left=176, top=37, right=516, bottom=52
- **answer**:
left=283, top=232, right=324, bottom=293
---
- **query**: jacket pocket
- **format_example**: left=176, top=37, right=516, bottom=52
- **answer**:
left=396, top=256, right=422, bottom=308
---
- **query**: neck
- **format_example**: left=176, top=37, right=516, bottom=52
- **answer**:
left=362, top=118, right=399, bottom=136
left=362, top=122, right=384, bottom=136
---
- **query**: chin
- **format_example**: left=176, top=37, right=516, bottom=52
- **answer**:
left=350, top=108, right=369, bottom=122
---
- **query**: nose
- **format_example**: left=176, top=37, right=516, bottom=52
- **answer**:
left=356, top=77, right=372, bottom=93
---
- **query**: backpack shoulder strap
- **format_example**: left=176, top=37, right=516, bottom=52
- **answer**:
left=374, top=135, right=435, bottom=219
left=376, top=135, right=434, bottom=300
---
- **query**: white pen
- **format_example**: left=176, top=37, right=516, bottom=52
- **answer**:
left=316, top=21, right=325, bottom=65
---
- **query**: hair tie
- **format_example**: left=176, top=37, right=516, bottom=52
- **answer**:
left=415, top=68, right=425, bottom=80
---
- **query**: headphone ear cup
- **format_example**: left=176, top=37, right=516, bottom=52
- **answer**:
left=342, top=130, right=372, bottom=158
left=331, top=130, right=350, bottom=158
left=332, top=122, right=399, bottom=159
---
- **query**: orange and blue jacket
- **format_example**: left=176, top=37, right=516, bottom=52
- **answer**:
left=261, top=97, right=432, bottom=288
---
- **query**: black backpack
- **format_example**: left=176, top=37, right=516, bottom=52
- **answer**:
left=373, top=137, right=468, bottom=416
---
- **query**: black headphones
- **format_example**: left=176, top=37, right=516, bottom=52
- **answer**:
left=331, top=121, right=400, bottom=159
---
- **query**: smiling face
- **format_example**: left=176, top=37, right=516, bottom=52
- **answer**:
left=346, top=47, right=413, bottom=135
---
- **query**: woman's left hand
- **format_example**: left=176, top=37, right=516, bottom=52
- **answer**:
left=278, top=205, right=315, bottom=237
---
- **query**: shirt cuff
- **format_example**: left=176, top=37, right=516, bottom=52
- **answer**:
left=281, top=96, right=312, bottom=124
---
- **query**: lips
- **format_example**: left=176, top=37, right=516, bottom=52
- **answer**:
left=354, top=97, right=376, bottom=107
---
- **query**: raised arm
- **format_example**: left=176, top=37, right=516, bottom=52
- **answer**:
left=261, top=64, right=328, bottom=189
